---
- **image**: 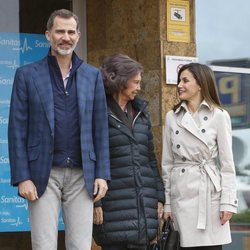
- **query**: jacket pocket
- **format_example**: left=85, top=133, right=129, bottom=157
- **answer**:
left=27, top=145, right=39, bottom=161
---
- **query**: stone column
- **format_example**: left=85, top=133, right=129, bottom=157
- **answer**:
left=88, top=2, right=196, bottom=248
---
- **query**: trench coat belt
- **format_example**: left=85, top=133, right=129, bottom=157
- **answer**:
left=174, top=159, right=221, bottom=230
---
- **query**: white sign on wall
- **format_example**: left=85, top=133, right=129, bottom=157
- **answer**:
left=165, top=55, right=198, bottom=84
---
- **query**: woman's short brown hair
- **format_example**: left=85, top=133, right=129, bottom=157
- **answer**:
left=101, top=54, right=143, bottom=95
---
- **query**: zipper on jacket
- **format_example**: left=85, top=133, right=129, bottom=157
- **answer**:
left=108, top=99, right=148, bottom=128
left=132, top=111, right=141, bottom=128
left=109, top=111, right=123, bottom=123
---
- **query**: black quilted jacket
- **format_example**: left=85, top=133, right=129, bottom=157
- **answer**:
left=93, top=97, right=165, bottom=248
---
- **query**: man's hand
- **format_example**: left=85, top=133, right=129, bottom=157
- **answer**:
left=93, top=207, right=103, bottom=225
left=93, top=178, right=108, bottom=202
left=18, top=180, right=38, bottom=201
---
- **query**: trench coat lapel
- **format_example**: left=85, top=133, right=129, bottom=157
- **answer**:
left=178, top=111, right=208, bottom=147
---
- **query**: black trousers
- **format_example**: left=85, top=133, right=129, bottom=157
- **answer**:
left=180, top=246, right=222, bottom=250
left=102, top=245, right=146, bottom=250
left=102, top=244, right=222, bottom=250
left=102, top=246, right=128, bottom=250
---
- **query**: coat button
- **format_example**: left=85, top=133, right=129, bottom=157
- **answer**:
left=201, top=129, right=206, bottom=133
left=177, top=144, right=180, bottom=149
left=182, top=157, right=186, bottom=162
left=181, top=168, right=185, bottom=173
left=175, top=130, right=179, bottom=134
left=204, top=116, right=208, bottom=121
left=234, top=200, right=238, bottom=204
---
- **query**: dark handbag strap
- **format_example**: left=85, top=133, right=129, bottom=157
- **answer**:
left=160, top=217, right=175, bottom=249
left=163, top=217, right=175, bottom=231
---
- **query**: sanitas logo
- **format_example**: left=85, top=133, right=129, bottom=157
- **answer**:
left=0, top=195, right=25, bottom=204
left=0, top=178, right=10, bottom=184
left=0, top=37, right=20, bottom=46
left=35, top=40, right=50, bottom=48
left=0, top=138, right=8, bottom=144
left=0, top=116, right=8, bottom=124
left=0, top=156, right=9, bottom=164
left=0, top=77, right=13, bottom=85
left=0, top=211, right=10, bottom=216
left=0, top=100, right=10, bottom=106
left=12, top=37, right=32, bottom=53
left=1, top=217, right=23, bottom=227
left=0, top=59, right=19, bottom=69
left=0, top=60, right=13, bottom=66
left=7, top=60, right=19, bottom=70
left=16, top=203, right=28, bottom=210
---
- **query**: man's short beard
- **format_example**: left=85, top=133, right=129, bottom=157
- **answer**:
left=56, top=44, right=77, bottom=56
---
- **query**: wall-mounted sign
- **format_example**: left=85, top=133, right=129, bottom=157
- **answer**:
left=166, top=0, right=190, bottom=43
left=165, top=55, right=198, bottom=84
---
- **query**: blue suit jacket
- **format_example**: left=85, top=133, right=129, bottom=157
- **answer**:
left=8, top=56, right=111, bottom=198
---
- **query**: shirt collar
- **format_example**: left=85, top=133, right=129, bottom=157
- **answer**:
left=63, top=62, right=72, bottom=81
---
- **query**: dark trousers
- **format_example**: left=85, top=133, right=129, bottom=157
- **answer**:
left=180, top=246, right=222, bottom=250
left=102, top=245, right=146, bottom=250
left=102, top=246, right=128, bottom=250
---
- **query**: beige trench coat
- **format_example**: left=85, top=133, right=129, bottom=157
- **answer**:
left=162, top=101, right=238, bottom=247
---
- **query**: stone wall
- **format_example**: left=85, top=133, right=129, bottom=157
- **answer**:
left=87, top=0, right=196, bottom=166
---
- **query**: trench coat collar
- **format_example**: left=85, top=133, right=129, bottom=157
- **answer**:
left=175, top=101, right=213, bottom=147
left=174, top=100, right=213, bottom=114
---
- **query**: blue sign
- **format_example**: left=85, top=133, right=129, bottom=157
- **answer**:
left=213, top=69, right=250, bottom=128
left=0, top=32, right=65, bottom=232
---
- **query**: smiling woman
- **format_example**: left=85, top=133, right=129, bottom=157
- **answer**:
left=93, top=54, right=165, bottom=250
left=162, top=63, right=238, bottom=250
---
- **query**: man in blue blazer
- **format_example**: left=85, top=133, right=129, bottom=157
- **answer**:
left=8, top=9, right=110, bottom=250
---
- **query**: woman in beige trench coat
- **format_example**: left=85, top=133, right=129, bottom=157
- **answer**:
left=162, top=63, right=238, bottom=250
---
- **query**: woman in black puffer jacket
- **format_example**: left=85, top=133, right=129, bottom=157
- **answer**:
left=93, top=54, right=165, bottom=250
